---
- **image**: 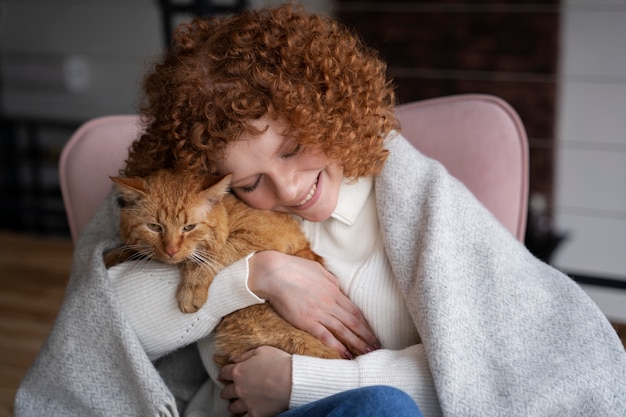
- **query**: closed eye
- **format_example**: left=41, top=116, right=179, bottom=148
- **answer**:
left=236, top=142, right=300, bottom=194
left=239, top=176, right=261, bottom=193
left=183, top=224, right=196, bottom=232
left=282, top=143, right=301, bottom=159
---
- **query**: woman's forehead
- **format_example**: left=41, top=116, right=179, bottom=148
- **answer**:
left=214, top=122, right=291, bottom=179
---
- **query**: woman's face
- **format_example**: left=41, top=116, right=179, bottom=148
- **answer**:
left=214, top=117, right=344, bottom=223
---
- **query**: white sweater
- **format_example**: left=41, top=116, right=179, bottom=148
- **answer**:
left=109, top=175, right=442, bottom=416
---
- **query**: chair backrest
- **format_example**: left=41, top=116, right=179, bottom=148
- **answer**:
left=59, top=115, right=141, bottom=243
left=394, top=94, right=528, bottom=241
left=59, top=94, right=528, bottom=243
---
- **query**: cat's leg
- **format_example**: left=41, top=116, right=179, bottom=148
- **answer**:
left=176, top=263, right=214, bottom=313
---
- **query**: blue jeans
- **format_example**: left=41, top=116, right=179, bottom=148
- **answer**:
left=278, top=386, right=423, bottom=417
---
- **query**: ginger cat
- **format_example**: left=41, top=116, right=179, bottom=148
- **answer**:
left=105, top=168, right=350, bottom=364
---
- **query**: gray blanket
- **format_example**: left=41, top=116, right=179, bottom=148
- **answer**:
left=15, top=135, right=626, bottom=416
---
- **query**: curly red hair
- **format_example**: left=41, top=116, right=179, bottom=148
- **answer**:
left=125, top=4, right=397, bottom=179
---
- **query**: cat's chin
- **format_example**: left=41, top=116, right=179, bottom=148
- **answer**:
left=156, top=255, right=188, bottom=265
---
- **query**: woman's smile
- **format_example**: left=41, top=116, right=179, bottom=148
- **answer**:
left=291, top=174, right=320, bottom=210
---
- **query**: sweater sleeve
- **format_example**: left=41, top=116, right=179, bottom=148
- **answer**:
left=290, top=344, right=442, bottom=417
left=108, top=253, right=264, bottom=360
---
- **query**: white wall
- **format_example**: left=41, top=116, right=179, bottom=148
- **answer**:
left=554, top=0, right=626, bottom=322
left=0, top=0, right=333, bottom=122
left=0, top=0, right=163, bottom=122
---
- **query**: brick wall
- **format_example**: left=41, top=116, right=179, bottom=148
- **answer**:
left=335, top=0, right=560, bottom=228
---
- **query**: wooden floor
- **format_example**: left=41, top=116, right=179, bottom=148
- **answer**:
left=0, top=231, right=625, bottom=416
left=0, top=232, right=72, bottom=417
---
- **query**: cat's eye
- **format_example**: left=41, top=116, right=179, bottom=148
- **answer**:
left=147, top=223, right=162, bottom=232
left=183, top=224, right=196, bottom=232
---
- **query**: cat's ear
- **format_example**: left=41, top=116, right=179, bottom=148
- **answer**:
left=110, top=176, right=147, bottom=206
left=200, top=174, right=232, bottom=205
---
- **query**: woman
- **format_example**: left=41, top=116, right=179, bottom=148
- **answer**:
left=16, top=4, right=626, bottom=417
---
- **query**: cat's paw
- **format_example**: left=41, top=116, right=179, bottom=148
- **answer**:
left=176, top=286, right=208, bottom=313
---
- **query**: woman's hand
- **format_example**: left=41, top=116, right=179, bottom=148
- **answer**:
left=248, top=251, right=380, bottom=358
left=219, top=346, right=292, bottom=417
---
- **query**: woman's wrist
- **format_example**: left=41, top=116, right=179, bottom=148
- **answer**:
left=247, top=250, right=279, bottom=300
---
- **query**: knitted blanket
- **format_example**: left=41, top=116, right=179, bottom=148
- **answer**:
left=15, top=135, right=626, bottom=416
left=377, top=136, right=626, bottom=416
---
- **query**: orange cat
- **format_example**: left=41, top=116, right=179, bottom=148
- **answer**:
left=105, top=168, right=349, bottom=364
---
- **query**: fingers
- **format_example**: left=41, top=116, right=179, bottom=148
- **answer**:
left=220, top=379, right=236, bottom=400
left=302, top=294, right=380, bottom=356
left=228, top=398, right=246, bottom=416
left=315, top=269, right=381, bottom=353
left=220, top=384, right=246, bottom=416
left=334, top=294, right=381, bottom=351
left=218, top=363, right=235, bottom=385
left=320, top=307, right=380, bottom=356
left=218, top=346, right=292, bottom=417
left=307, top=321, right=355, bottom=359
left=219, top=348, right=259, bottom=385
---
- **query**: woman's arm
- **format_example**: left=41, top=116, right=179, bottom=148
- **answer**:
left=109, top=254, right=263, bottom=360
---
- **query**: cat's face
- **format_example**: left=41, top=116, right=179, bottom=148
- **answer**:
left=111, top=171, right=231, bottom=265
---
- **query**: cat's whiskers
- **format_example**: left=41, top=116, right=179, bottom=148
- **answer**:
left=112, top=244, right=158, bottom=273
left=187, top=249, right=225, bottom=275
left=125, top=243, right=154, bottom=258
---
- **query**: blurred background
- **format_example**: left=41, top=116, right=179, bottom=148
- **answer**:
left=0, top=1, right=625, bottom=409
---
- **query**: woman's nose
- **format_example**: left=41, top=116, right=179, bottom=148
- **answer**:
left=271, top=172, right=300, bottom=203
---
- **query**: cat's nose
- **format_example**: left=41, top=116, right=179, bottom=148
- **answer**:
left=165, top=246, right=179, bottom=257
